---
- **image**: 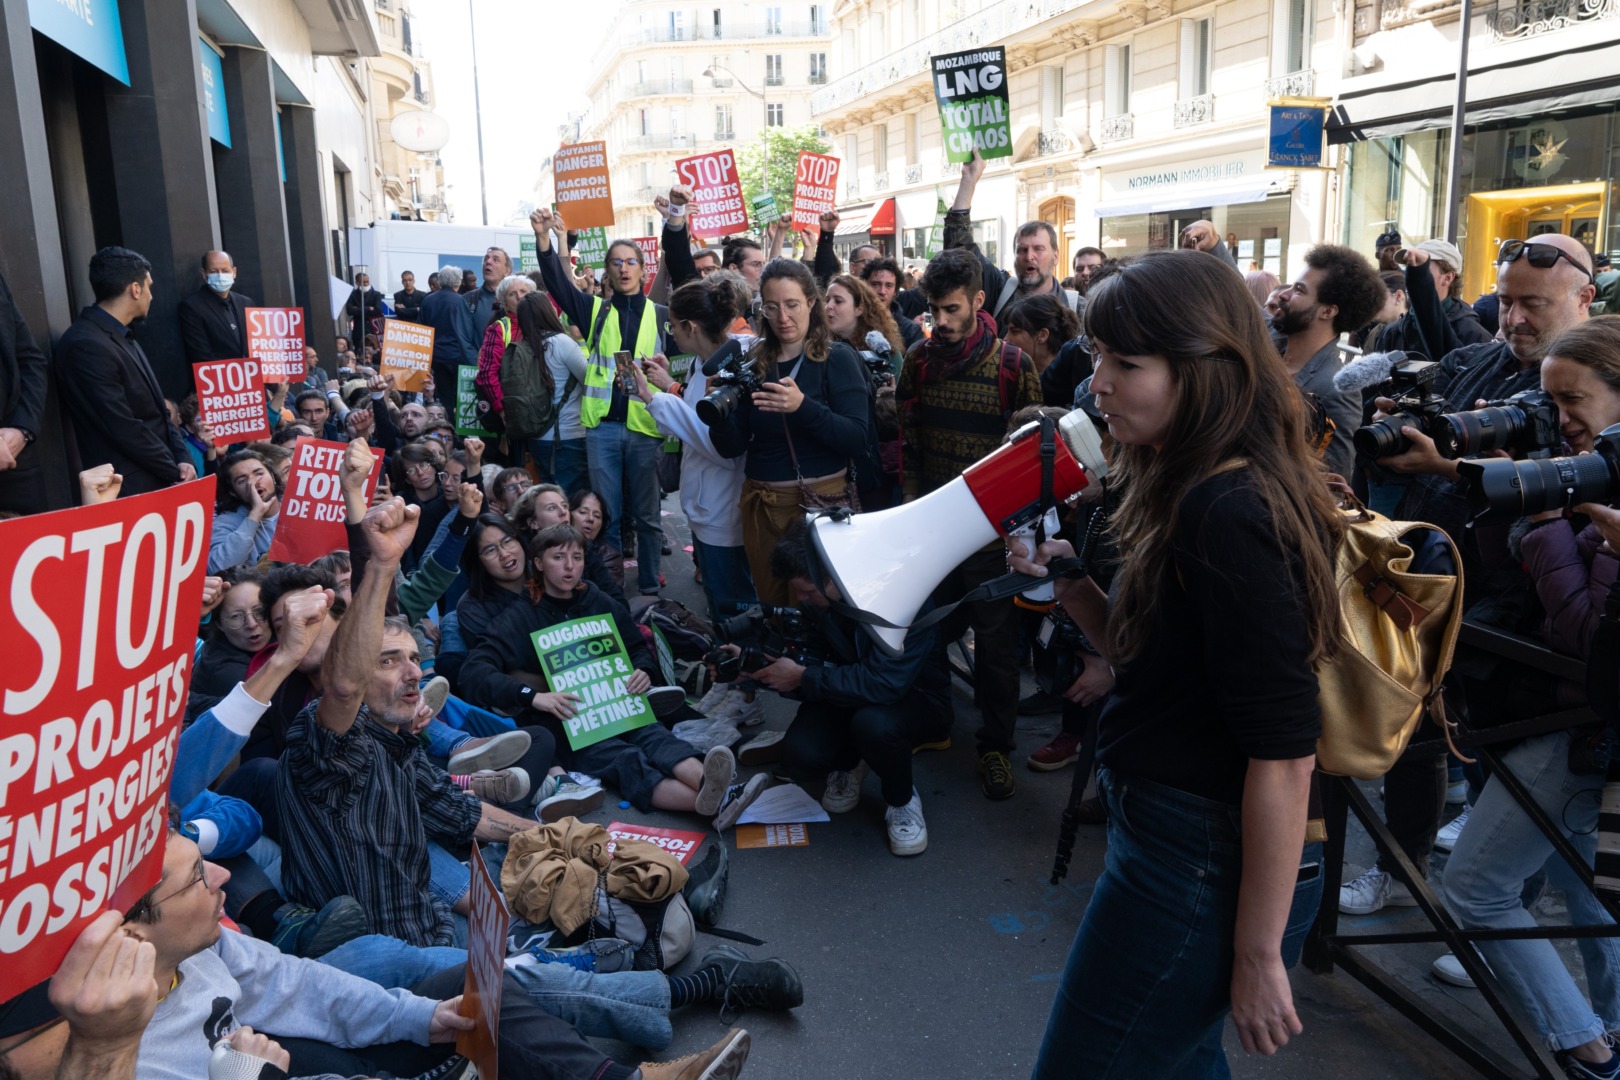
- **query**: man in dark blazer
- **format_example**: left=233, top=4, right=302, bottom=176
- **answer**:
left=345, top=272, right=385, bottom=351
left=177, top=249, right=255, bottom=365
left=0, top=270, right=49, bottom=513
left=56, top=247, right=193, bottom=497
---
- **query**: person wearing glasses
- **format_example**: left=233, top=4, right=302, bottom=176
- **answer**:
left=529, top=206, right=668, bottom=596
left=395, top=440, right=450, bottom=571
left=187, top=571, right=269, bottom=723
left=209, top=449, right=282, bottom=574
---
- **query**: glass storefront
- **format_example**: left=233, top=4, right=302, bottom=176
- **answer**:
left=1099, top=194, right=1293, bottom=278
left=1343, top=106, right=1619, bottom=301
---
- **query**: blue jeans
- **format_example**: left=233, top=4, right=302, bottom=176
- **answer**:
left=1441, top=732, right=1620, bottom=1052
left=321, top=935, right=675, bottom=1049
left=426, top=840, right=471, bottom=913
left=586, top=421, right=663, bottom=593
left=1032, top=769, right=1323, bottom=1079
left=421, top=718, right=472, bottom=759
left=526, top=434, right=589, bottom=497
left=691, top=537, right=756, bottom=621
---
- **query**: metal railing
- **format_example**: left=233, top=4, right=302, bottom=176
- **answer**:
left=628, top=78, right=695, bottom=97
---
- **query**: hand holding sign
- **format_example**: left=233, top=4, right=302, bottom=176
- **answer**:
left=532, top=689, right=582, bottom=719
left=432, top=996, right=476, bottom=1043
left=47, top=911, right=160, bottom=1048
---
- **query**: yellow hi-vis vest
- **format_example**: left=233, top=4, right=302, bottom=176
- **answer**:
left=579, top=296, right=661, bottom=438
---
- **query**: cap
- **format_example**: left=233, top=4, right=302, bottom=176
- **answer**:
left=1596, top=253, right=1612, bottom=269
left=1415, top=239, right=1464, bottom=272
left=1375, top=229, right=1403, bottom=250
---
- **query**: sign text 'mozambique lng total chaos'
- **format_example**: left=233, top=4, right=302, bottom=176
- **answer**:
left=931, top=47, right=1012, bottom=163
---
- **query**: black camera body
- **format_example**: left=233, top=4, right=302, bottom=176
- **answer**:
left=708, top=605, right=828, bottom=693
left=1035, top=608, right=1090, bottom=698
left=696, top=354, right=764, bottom=427
left=1457, top=423, right=1620, bottom=524
left=1434, top=389, right=1561, bottom=459
left=1353, top=357, right=1447, bottom=460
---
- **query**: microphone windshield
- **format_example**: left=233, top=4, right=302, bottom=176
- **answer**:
left=1333, top=351, right=1403, bottom=394
left=864, top=329, right=892, bottom=355
left=701, top=337, right=746, bottom=377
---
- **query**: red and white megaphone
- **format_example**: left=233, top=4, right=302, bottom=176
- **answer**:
left=810, top=411, right=1108, bottom=654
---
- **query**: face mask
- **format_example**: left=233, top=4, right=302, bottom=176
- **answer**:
left=207, top=272, right=235, bottom=293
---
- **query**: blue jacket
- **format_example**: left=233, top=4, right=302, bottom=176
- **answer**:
left=178, top=790, right=262, bottom=859
left=209, top=505, right=277, bottom=573
left=420, top=288, right=475, bottom=367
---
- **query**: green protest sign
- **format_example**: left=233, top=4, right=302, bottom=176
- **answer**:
left=519, top=235, right=538, bottom=273
left=455, top=366, right=497, bottom=437
left=650, top=625, right=679, bottom=690
left=533, top=616, right=657, bottom=749
left=932, top=47, right=1011, bottom=163
left=574, top=227, right=609, bottom=268
left=925, top=189, right=947, bottom=258
left=750, top=193, right=780, bottom=228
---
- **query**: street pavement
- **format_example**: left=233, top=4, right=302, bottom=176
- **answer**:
left=584, top=499, right=1498, bottom=1077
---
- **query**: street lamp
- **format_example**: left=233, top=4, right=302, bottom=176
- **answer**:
left=703, top=64, right=768, bottom=129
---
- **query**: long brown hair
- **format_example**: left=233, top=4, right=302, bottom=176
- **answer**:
left=751, top=258, right=830, bottom=374
left=828, top=273, right=904, bottom=356
left=1085, top=251, right=1343, bottom=666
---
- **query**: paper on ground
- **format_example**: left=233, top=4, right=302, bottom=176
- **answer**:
left=736, top=783, right=830, bottom=825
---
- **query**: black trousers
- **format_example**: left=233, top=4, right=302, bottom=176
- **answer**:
left=1374, top=735, right=1447, bottom=879
left=934, top=548, right=1022, bottom=755
left=781, top=698, right=934, bottom=807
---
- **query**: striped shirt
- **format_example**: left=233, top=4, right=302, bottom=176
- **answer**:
left=275, top=701, right=483, bottom=947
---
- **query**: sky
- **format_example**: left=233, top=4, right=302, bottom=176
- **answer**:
left=410, top=2, right=600, bottom=226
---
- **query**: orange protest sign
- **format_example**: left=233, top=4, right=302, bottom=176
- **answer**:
left=0, top=479, right=213, bottom=1001
left=269, top=438, right=382, bottom=565
left=791, top=152, right=841, bottom=231
left=245, top=307, right=305, bottom=380
left=554, top=141, right=616, bottom=229
left=457, top=842, right=509, bottom=1079
left=193, top=358, right=270, bottom=446
left=675, top=150, right=748, bottom=239
left=379, top=318, right=434, bottom=392
left=736, top=823, right=810, bottom=849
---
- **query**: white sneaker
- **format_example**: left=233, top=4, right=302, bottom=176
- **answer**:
left=1431, top=952, right=1478, bottom=989
left=822, top=762, right=870, bottom=813
left=695, top=682, right=740, bottom=716
left=1434, top=805, right=1472, bottom=853
left=1339, top=868, right=1417, bottom=915
left=885, top=790, right=928, bottom=856
left=694, top=746, right=738, bottom=816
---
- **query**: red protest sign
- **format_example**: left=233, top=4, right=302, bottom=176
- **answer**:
left=792, top=152, right=841, bottom=231
left=633, top=237, right=660, bottom=297
left=457, top=842, right=508, bottom=1079
left=268, top=438, right=382, bottom=565
left=245, top=307, right=305, bottom=381
left=192, top=359, right=269, bottom=446
left=0, top=479, right=213, bottom=1001
left=674, top=150, right=747, bottom=239
left=607, top=822, right=706, bottom=865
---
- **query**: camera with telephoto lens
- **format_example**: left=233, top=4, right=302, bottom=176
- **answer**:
left=1456, top=424, right=1620, bottom=524
left=696, top=352, right=765, bottom=427
left=706, top=605, right=828, bottom=691
left=1353, top=356, right=1447, bottom=459
left=1433, top=389, right=1561, bottom=459
left=1035, top=607, right=1090, bottom=697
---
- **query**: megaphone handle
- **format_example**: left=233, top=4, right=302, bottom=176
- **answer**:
left=1037, top=414, right=1056, bottom=545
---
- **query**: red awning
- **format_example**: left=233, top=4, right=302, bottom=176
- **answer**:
left=834, top=197, right=897, bottom=237
left=869, top=197, right=896, bottom=236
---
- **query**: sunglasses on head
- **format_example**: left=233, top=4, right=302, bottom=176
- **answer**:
left=1496, top=239, right=1594, bottom=283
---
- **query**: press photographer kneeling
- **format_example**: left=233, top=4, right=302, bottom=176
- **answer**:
left=721, top=521, right=952, bottom=857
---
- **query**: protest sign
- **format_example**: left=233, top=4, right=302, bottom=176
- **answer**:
left=457, top=842, right=508, bottom=1080
left=532, top=616, right=656, bottom=750
left=0, top=480, right=212, bottom=1000
left=519, top=235, right=538, bottom=273
left=633, top=236, right=660, bottom=297
left=932, top=47, right=1012, bottom=163
left=674, top=151, right=748, bottom=239
left=192, top=358, right=269, bottom=446
left=269, top=437, right=383, bottom=565
left=791, top=152, right=841, bottom=231
left=926, top=189, right=948, bottom=258
left=456, top=367, right=498, bottom=437
left=607, top=823, right=707, bottom=865
left=379, top=318, right=435, bottom=392
left=736, top=824, right=810, bottom=850
left=574, top=227, right=609, bottom=269
left=750, top=193, right=780, bottom=228
left=245, top=307, right=305, bottom=380
left=553, top=141, right=616, bottom=229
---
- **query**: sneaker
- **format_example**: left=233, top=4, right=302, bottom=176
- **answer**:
left=1027, top=731, right=1083, bottom=772
left=1445, top=777, right=1469, bottom=806
left=719, top=695, right=766, bottom=728
left=1560, top=1045, right=1620, bottom=1080
left=566, top=770, right=601, bottom=788
left=648, top=685, right=688, bottom=718
left=1338, top=867, right=1417, bottom=915
left=1017, top=689, right=1064, bottom=716
left=421, top=675, right=451, bottom=717
left=447, top=729, right=532, bottom=774
left=1434, top=805, right=1472, bottom=853
left=638, top=1027, right=750, bottom=1080
left=912, top=732, right=951, bottom=754
left=737, top=729, right=785, bottom=766
left=885, top=790, right=928, bottom=856
left=695, top=746, right=738, bottom=816
left=533, top=775, right=606, bottom=822
left=821, top=762, right=870, bottom=814
left=980, top=751, right=1016, bottom=800
left=1431, top=952, right=1477, bottom=989
left=270, top=895, right=369, bottom=958
left=714, top=773, right=770, bottom=831
left=683, top=841, right=730, bottom=927
left=699, top=944, right=805, bottom=1022
left=460, top=767, right=530, bottom=804
left=696, top=682, right=741, bottom=716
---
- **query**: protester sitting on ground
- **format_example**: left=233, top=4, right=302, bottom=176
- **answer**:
left=1002, top=293, right=1082, bottom=379
left=487, top=465, right=532, bottom=516
left=395, top=440, right=451, bottom=570
left=825, top=273, right=905, bottom=378
left=209, top=448, right=282, bottom=574
left=175, top=395, right=221, bottom=477
left=943, top=150, right=1079, bottom=322
left=858, top=258, right=926, bottom=349
left=293, top=389, right=343, bottom=441
left=459, top=523, right=767, bottom=828
left=570, top=487, right=627, bottom=590
left=188, top=570, right=268, bottom=722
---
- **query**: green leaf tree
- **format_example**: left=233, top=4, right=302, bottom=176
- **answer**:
left=736, top=124, right=831, bottom=235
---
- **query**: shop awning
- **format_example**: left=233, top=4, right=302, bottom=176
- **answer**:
left=1091, top=178, right=1280, bottom=218
left=836, top=198, right=897, bottom=237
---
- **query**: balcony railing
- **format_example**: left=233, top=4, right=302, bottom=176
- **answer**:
left=764, top=75, right=785, bottom=86
left=616, top=20, right=830, bottom=47
left=1100, top=113, right=1134, bottom=142
left=1487, top=0, right=1620, bottom=39
left=809, top=71, right=828, bottom=84
left=1038, top=129, right=1076, bottom=155
left=873, top=171, right=890, bottom=190
left=905, top=163, right=923, bottom=184
left=1264, top=68, right=1315, bottom=97
left=628, top=78, right=694, bottom=97
left=1173, top=94, right=1214, bottom=128
left=714, top=129, right=735, bottom=141
left=625, top=133, right=696, bottom=150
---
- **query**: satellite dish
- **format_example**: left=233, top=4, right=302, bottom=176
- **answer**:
left=391, top=110, right=451, bottom=153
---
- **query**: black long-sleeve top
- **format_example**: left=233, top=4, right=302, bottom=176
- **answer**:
left=708, top=343, right=872, bottom=482
left=177, top=286, right=255, bottom=366
left=800, top=600, right=950, bottom=713
left=0, top=272, right=47, bottom=438
left=535, top=243, right=664, bottom=425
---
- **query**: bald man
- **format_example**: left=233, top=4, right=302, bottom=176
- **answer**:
left=178, top=249, right=256, bottom=366
left=1177, top=220, right=1239, bottom=268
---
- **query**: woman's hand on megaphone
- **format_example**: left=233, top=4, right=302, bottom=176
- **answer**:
left=1007, top=535, right=1074, bottom=576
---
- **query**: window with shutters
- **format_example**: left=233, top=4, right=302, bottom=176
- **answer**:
left=1105, top=43, right=1132, bottom=116
left=1180, top=19, right=1212, bottom=97
left=1274, top=0, right=1313, bottom=74
left=1040, top=66, right=1064, bottom=130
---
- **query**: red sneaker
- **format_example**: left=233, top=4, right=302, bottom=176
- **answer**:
left=1027, top=731, right=1082, bottom=772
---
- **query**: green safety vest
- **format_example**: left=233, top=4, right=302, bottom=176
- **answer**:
left=579, top=296, right=661, bottom=438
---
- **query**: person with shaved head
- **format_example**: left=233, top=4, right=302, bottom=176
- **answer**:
left=178, top=248, right=256, bottom=366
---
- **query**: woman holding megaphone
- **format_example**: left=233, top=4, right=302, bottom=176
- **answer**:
left=1010, top=251, right=1344, bottom=1077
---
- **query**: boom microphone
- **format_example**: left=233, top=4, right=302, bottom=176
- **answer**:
left=1333, top=351, right=1405, bottom=394
left=864, top=330, right=893, bottom=356
left=701, top=336, right=748, bottom=377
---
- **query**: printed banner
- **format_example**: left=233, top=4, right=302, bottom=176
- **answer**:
left=607, top=822, right=707, bottom=865
left=1267, top=103, right=1329, bottom=169
left=268, top=438, right=383, bottom=565
left=736, top=823, right=810, bottom=849
left=455, top=367, right=497, bottom=437
left=457, top=842, right=507, bottom=1080
left=519, top=235, right=538, bottom=274
left=574, top=227, right=609, bottom=269
left=192, top=358, right=269, bottom=446
left=245, top=307, right=305, bottom=381
left=379, top=318, right=435, bottom=392
left=674, top=151, right=748, bottom=239
left=633, top=237, right=660, bottom=297
left=532, top=616, right=656, bottom=750
left=932, top=47, right=1012, bottom=163
left=926, top=189, right=948, bottom=258
left=750, top=193, right=781, bottom=228
left=553, top=141, right=616, bottom=229
left=0, top=479, right=213, bottom=1000
left=791, top=152, right=841, bottom=231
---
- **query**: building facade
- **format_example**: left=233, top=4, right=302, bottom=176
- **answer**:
left=812, top=0, right=1342, bottom=280
left=371, top=0, right=449, bottom=222
left=536, top=0, right=834, bottom=238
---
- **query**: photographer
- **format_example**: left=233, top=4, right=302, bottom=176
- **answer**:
left=1440, top=315, right=1620, bottom=1079
left=741, top=523, right=951, bottom=857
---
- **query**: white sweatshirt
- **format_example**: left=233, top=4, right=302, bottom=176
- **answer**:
left=645, top=367, right=747, bottom=549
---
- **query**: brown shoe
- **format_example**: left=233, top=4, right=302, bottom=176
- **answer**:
left=638, top=1028, right=750, bottom=1080
left=458, top=768, right=530, bottom=804
left=446, top=729, right=531, bottom=773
